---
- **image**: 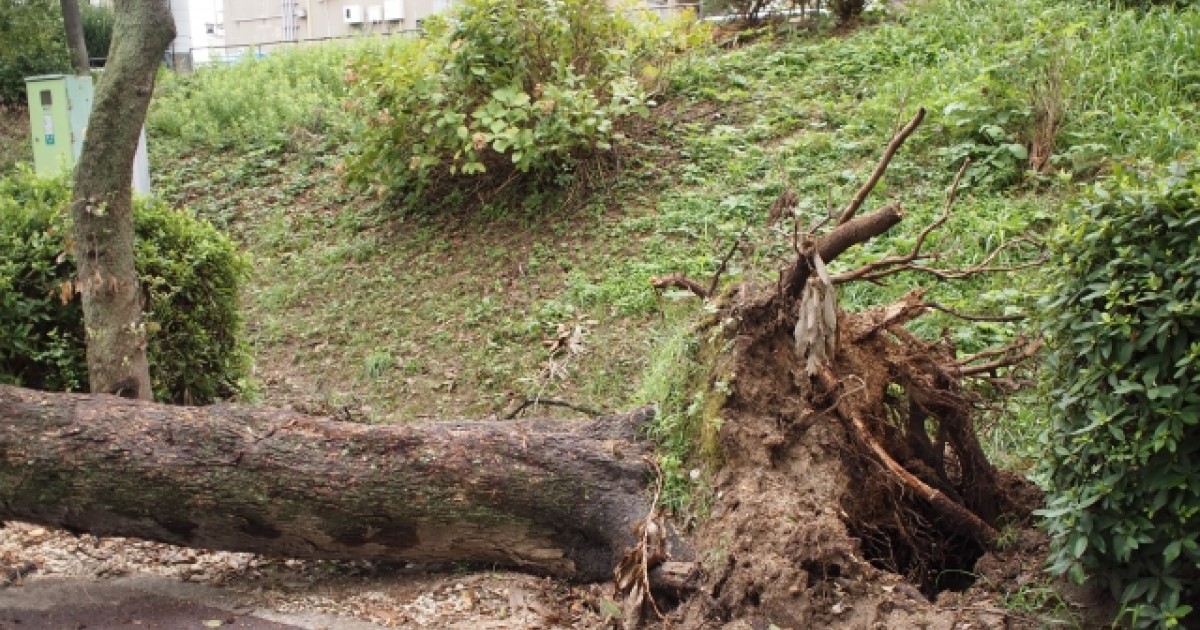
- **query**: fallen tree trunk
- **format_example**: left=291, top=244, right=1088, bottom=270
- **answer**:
left=0, top=385, right=661, bottom=582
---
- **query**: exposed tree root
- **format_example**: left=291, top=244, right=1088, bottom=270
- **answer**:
left=664, top=110, right=1042, bottom=627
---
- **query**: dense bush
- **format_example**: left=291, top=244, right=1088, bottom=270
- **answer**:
left=0, top=0, right=70, bottom=104
left=149, top=42, right=357, bottom=150
left=1037, top=157, right=1200, bottom=628
left=0, top=168, right=251, bottom=404
left=342, top=0, right=706, bottom=201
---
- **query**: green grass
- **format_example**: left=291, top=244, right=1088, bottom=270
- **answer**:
left=139, top=0, right=1197, bottom=455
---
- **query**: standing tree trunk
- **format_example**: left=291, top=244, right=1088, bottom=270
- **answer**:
left=70, top=0, right=174, bottom=399
left=0, top=385, right=666, bottom=582
left=61, top=0, right=91, bottom=74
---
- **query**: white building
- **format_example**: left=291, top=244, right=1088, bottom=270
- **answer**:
left=89, top=0, right=225, bottom=70
left=166, top=0, right=225, bottom=69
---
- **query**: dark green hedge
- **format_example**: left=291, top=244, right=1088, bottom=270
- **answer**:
left=1038, top=156, right=1200, bottom=628
left=0, top=168, right=251, bottom=404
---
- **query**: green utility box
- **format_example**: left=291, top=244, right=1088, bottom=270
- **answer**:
left=25, top=74, right=94, bottom=178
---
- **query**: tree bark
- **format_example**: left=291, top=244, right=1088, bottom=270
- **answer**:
left=70, top=0, right=174, bottom=399
left=61, top=0, right=91, bottom=74
left=0, top=385, right=661, bottom=582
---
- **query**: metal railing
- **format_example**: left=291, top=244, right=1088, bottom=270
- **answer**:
left=177, top=29, right=419, bottom=70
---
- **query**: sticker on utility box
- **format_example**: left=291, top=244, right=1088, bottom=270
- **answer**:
left=43, top=115, right=55, bottom=145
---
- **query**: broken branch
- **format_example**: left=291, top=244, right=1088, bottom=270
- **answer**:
left=816, top=203, right=906, bottom=264
left=708, top=230, right=747, bottom=297
left=831, top=159, right=968, bottom=285
left=836, top=108, right=926, bottom=225
left=650, top=274, right=709, bottom=299
left=954, top=338, right=1044, bottom=377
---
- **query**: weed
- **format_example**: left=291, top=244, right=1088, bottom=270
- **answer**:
left=363, top=352, right=396, bottom=379
left=149, top=41, right=364, bottom=151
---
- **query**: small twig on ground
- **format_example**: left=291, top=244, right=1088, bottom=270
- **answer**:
left=505, top=398, right=606, bottom=419
left=650, top=274, right=709, bottom=300
left=651, top=230, right=748, bottom=301
left=837, top=107, right=926, bottom=226
left=767, top=188, right=798, bottom=226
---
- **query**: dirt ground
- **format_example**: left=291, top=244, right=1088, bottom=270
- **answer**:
left=0, top=521, right=612, bottom=628
left=0, top=494, right=1112, bottom=629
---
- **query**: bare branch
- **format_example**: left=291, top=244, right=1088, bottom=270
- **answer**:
left=831, top=159, right=967, bottom=284
left=650, top=274, right=709, bottom=299
left=843, top=240, right=1047, bottom=284
left=829, top=161, right=1049, bottom=285
left=953, top=339, right=1044, bottom=377
left=837, top=108, right=926, bottom=225
left=816, top=203, right=905, bottom=265
left=708, top=230, right=747, bottom=296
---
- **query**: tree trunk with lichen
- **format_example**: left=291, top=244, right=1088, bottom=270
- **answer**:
left=0, top=385, right=663, bottom=582
left=70, top=0, right=174, bottom=399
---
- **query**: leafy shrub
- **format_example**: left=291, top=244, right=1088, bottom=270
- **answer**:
left=149, top=42, right=358, bottom=150
left=830, top=0, right=867, bottom=22
left=0, top=0, right=70, bottom=104
left=1037, top=156, right=1200, bottom=628
left=343, top=0, right=706, bottom=201
left=0, top=167, right=251, bottom=404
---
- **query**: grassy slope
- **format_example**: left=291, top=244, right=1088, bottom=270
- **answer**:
left=139, top=0, right=1196, bottom=442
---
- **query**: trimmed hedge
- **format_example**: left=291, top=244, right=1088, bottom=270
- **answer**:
left=1037, top=156, right=1200, bottom=628
left=0, top=167, right=251, bottom=404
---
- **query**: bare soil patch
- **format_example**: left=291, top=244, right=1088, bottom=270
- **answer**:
left=0, top=521, right=612, bottom=629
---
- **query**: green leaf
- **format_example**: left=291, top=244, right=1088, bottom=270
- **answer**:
left=1164, top=540, right=1182, bottom=564
left=1004, top=143, right=1028, bottom=160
